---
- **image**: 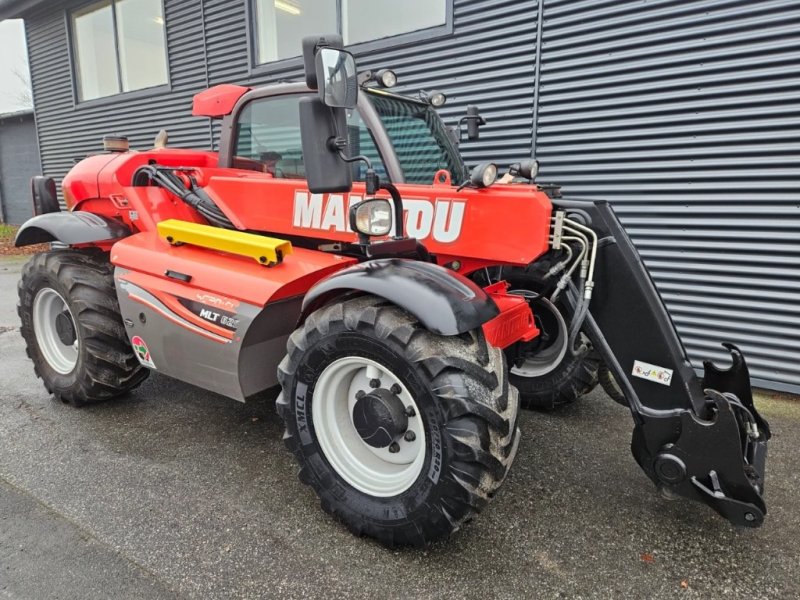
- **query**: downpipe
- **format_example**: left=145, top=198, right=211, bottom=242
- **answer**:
left=554, top=198, right=771, bottom=528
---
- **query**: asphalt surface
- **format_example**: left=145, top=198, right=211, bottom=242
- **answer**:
left=1, top=256, right=798, bottom=599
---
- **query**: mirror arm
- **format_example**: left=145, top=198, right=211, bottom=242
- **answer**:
left=335, top=147, right=373, bottom=170
left=379, top=182, right=405, bottom=240
left=458, top=114, right=487, bottom=128
left=333, top=148, right=381, bottom=195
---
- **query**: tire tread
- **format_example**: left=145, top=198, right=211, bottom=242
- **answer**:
left=277, top=294, right=520, bottom=547
left=18, top=249, right=148, bottom=406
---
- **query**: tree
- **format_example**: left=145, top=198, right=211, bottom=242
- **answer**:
left=10, top=67, right=33, bottom=108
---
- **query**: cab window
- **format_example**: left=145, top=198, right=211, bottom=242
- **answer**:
left=233, top=94, right=388, bottom=181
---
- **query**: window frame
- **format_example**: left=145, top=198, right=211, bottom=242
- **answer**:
left=247, top=0, right=454, bottom=76
left=66, top=0, right=171, bottom=107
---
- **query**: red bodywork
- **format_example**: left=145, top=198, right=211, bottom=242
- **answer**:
left=63, top=147, right=551, bottom=349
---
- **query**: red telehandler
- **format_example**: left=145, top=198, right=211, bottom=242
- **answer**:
left=14, top=35, right=769, bottom=546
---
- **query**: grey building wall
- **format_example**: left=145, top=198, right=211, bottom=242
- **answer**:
left=23, top=0, right=536, bottom=189
left=19, top=0, right=800, bottom=392
left=0, top=111, right=40, bottom=225
left=534, top=0, right=800, bottom=392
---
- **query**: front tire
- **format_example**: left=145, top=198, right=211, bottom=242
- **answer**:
left=501, top=254, right=599, bottom=411
left=277, top=295, right=520, bottom=547
left=18, top=249, right=149, bottom=406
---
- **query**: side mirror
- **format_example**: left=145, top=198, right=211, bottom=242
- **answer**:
left=298, top=34, right=357, bottom=194
left=315, top=48, right=358, bottom=109
left=299, top=97, right=353, bottom=193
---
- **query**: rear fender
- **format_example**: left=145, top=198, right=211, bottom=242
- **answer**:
left=15, top=212, right=130, bottom=247
left=300, top=258, right=499, bottom=335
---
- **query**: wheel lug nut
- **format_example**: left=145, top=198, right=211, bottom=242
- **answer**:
left=390, top=383, right=402, bottom=395
left=369, top=378, right=381, bottom=389
left=404, top=430, right=416, bottom=442
left=355, top=390, right=365, bottom=399
left=405, top=406, right=416, bottom=417
left=389, top=442, right=400, bottom=453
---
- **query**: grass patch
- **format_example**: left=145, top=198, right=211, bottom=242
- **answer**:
left=0, top=223, right=16, bottom=239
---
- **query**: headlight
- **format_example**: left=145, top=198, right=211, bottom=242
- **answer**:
left=350, top=199, right=393, bottom=237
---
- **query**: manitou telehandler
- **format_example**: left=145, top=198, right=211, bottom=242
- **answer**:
left=15, top=35, right=770, bottom=546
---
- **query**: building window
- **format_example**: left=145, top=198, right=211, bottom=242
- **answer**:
left=342, top=0, right=446, bottom=46
left=253, top=0, right=447, bottom=65
left=254, top=0, right=337, bottom=64
left=71, top=0, right=168, bottom=101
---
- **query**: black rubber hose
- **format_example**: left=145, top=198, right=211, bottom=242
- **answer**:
left=567, top=276, right=588, bottom=356
left=133, top=165, right=234, bottom=229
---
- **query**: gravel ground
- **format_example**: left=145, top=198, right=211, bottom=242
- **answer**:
left=1, top=256, right=798, bottom=599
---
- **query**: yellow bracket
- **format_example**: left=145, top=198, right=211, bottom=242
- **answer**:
left=156, top=219, right=293, bottom=266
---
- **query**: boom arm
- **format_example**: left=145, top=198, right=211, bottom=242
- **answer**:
left=555, top=198, right=770, bottom=527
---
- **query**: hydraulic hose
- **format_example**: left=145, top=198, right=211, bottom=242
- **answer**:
left=134, top=165, right=235, bottom=229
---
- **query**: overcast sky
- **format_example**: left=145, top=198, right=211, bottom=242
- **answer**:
left=0, top=19, right=32, bottom=114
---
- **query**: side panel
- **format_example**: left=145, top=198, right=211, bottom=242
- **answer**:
left=110, top=231, right=356, bottom=306
left=198, top=172, right=553, bottom=266
left=111, top=231, right=356, bottom=400
left=61, top=153, right=121, bottom=208
left=115, top=270, right=303, bottom=400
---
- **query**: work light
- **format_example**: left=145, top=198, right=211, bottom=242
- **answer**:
left=470, top=162, right=498, bottom=188
left=375, top=69, right=397, bottom=88
left=428, top=90, right=447, bottom=107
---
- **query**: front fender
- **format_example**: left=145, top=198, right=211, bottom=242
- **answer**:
left=301, top=258, right=499, bottom=335
left=15, top=212, right=130, bottom=247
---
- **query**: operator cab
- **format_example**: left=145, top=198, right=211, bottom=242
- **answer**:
left=224, top=87, right=466, bottom=187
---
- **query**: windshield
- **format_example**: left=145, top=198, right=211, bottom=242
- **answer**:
left=230, top=89, right=467, bottom=185
left=365, top=90, right=467, bottom=184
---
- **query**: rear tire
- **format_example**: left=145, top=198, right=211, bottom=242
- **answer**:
left=18, top=249, right=149, bottom=406
left=277, top=295, right=520, bottom=547
left=501, top=253, right=599, bottom=411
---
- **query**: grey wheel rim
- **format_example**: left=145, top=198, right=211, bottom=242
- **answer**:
left=32, top=287, right=79, bottom=375
left=312, top=356, right=426, bottom=497
left=510, top=296, right=569, bottom=378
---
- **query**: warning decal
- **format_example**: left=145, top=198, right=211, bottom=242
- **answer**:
left=131, top=335, right=156, bottom=369
left=632, top=360, right=673, bottom=386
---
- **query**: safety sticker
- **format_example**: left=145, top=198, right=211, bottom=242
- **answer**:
left=632, top=360, right=672, bottom=386
left=131, top=335, right=156, bottom=369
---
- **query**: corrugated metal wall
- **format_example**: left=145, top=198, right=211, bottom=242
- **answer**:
left=21, top=0, right=799, bottom=391
left=534, top=0, right=800, bottom=392
left=25, top=0, right=537, bottom=193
